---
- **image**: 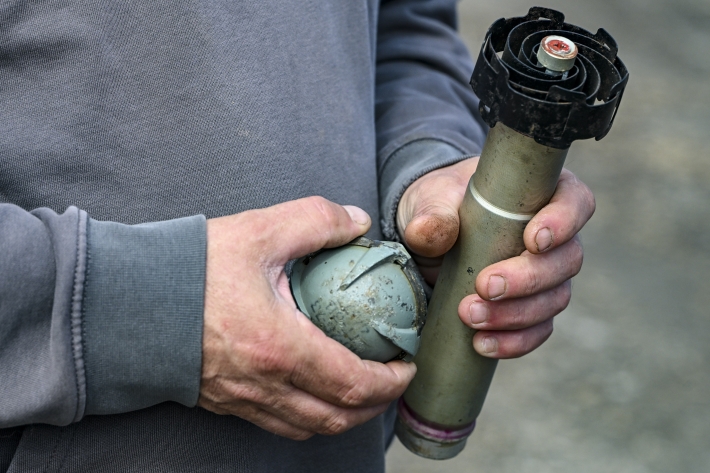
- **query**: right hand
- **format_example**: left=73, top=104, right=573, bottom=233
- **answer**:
left=198, top=197, right=416, bottom=440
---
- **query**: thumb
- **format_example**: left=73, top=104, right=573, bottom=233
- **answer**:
left=402, top=203, right=460, bottom=258
left=265, top=196, right=371, bottom=262
left=398, top=158, right=478, bottom=258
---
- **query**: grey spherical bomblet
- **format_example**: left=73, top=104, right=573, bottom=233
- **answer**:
left=290, top=237, right=427, bottom=362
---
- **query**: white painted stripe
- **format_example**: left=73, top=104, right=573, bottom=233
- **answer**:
left=470, top=184, right=534, bottom=222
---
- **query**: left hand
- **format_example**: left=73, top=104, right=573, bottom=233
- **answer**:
left=397, top=157, right=595, bottom=359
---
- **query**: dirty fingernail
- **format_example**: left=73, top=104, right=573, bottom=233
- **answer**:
left=536, top=227, right=553, bottom=252
left=488, top=275, right=507, bottom=299
left=478, top=336, right=498, bottom=355
left=469, top=301, right=489, bottom=325
left=343, top=206, right=370, bottom=226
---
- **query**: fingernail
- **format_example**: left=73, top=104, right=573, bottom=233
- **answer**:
left=536, top=227, right=553, bottom=252
left=479, top=336, right=498, bottom=355
left=488, top=275, right=507, bottom=299
left=469, top=301, right=489, bottom=325
left=343, top=206, right=370, bottom=226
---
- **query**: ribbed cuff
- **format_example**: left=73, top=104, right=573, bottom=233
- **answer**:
left=82, top=215, right=206, bottom=415
left=378, top=139, right=478, bottom=242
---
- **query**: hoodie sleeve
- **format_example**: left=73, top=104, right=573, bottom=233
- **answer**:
left=0, top=204, right=205, bottom=427
left=376, top=0, right=488, bottom=240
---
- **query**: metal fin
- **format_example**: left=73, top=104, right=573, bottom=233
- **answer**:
left=374, top=321, right=421, bottom=357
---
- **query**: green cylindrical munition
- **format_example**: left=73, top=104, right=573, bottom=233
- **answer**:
left=396, top=122, right=567, bottom=458
left=396, top=7, right=628, bottom=459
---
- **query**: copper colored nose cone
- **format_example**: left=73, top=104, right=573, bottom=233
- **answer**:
left=537, top=35, right=578, bottom=72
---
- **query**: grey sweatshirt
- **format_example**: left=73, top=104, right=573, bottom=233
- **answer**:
left=0, top=0, right=486, bottom=471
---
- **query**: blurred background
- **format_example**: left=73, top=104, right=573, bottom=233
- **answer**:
left=386, top=0, right=710, bottom=472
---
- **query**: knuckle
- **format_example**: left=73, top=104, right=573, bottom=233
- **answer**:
left=496, top=337, right=522, bottom=359
left=249, top=337, right=291, bottom=375
left=339, top=382, right=367, bottom=407
left=559, top=281, right=573, bottom=310
left=552, top=281, right=572, bottom=314
left=290, top=431, right=315, bottom=441
left=248, top=408, right=313, bottom=441
left=249, top=406, right=271, bottom=423
left=306, top=196, right=339, bottom=226
left=522, top=265, right=543, bottom=296
left=507, top=321, right=554, bottom=359
left=581, top=184, right=596, bottom=216
left=302, top=196, right=342, bottom=243
left=224, top=383, right=264, bottom=405
left=519, top=322, right=554, bottom=357
left=542, top=319, right=554, bottom=340
left=335, top=370, right=371, bottom=407
left=568, top=238, right=585, bottom=276
left=320, top=413, right=351, bottom=436
left=535, top=320, right=554, bottom=345
left=507, top=303, right=528, bottom=329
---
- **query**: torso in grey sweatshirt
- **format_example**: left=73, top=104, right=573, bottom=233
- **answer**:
left=0, top=0, right=486, bottom=471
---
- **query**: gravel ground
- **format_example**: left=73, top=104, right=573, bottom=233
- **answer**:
left=386, top=1, right=710, bottom=472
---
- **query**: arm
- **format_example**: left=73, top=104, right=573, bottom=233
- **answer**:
left=1, top=200, right=415, bottom=440
left=0, top=204, right=205, bottom=427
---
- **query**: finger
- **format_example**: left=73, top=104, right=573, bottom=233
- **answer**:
left=237, top=404, right=316, bottom=441
left=259, top=387, right=392, bottom=436
left=524, top=169, right=595, bottom=254
left=262, top=196, right=372, bottom=261
left=198, top=393, right=316, bottom=440
left=475, top=236, right=583, bottom=300
left=459, top=281, right=571, bottom=330
left=472, top=319, right=554, bottom=359
left=290, top=311, right=416, bottom=408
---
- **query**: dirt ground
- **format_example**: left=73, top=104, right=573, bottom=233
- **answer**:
left=386, top=1, right=710, bottom=472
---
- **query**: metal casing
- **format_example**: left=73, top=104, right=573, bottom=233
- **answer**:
left=397, top=122, right=568, bottom=458
left=290, top=237, right=427, bottom=362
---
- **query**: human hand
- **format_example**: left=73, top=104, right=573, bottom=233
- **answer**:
left=397, top=157, right=595, bottom=359
left=199, top=197, right=416, bottom=440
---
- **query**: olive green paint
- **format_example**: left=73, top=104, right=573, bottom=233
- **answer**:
left=398, top=122, right=568, bottom=458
